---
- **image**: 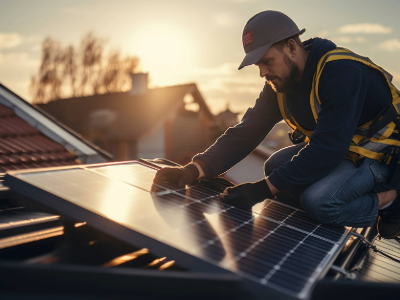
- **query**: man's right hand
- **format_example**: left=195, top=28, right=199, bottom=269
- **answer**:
left=153, top=164, right=200, bottom=188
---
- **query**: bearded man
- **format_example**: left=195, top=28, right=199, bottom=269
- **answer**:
left=154, top=11, right=400, bottom=239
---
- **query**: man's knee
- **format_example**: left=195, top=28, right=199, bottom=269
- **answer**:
left=263, top=143, right=307, bottom=176
left=300, top=188, right=340, bottom=225
left=264, top=156, right=279, bottom=176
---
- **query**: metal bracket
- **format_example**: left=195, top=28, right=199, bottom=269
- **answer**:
left=351, top=231, right=400, bottom=264
left=330, top=265, right=356, bottom=280
left=351, top=231, right=375, bottom=247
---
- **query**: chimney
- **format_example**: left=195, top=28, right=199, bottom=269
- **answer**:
left=130, top=73, right=148, bottom=95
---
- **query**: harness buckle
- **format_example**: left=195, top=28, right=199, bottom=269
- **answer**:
left=381, top=147, right=394, bottom=165
left=357, top=105, right=399, bottom=139
left=288, top=129, right=307, bottom=144
left=356, top=128, right=372, bottom=139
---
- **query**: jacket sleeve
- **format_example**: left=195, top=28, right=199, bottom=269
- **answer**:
left=268, top=64, right=368, bottom=194
left=193, top=84, right=283, bottom=178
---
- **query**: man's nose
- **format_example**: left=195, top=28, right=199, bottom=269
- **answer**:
left=259, top=65, right=269, bottom=78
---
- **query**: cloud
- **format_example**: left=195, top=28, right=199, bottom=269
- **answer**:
left=0, top=33, right=23, bottom=49
left=0, top=52, right=40, bottom=67
left=25, top=36, right=41, bottom=43
left=379, top=39, right=400, bottom=52
left=334, top=36, right=353, bottom=44
left=332, top=36, right=368, bottom=44
left=338, top=23, right=391, bottom=34
left=355, top=37, right=367, bottom=43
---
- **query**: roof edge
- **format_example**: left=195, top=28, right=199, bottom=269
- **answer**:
left=0, top=82, right=112, bottom=163
left=44, top=82, right=198, bottom=103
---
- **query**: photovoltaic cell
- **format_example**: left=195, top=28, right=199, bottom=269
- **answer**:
left=5, top=162, right=350, bottom=299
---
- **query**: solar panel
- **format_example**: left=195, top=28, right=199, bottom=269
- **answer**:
left=4, top=162, right=350, bottom=300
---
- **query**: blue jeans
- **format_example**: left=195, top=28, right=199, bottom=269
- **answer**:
left=264, top=143, right=397, bottom=227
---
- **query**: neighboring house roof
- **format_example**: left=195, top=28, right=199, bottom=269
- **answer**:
left=0, top=83, right=111, bottom=172
left=214, top=103, right=240, bottom=130
left=217, top=107, right=240, bottom=117
left=38, top=83, right=216, bottom=140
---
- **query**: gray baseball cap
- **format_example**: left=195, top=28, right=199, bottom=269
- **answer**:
left=238, top=11, right=305, bottom=70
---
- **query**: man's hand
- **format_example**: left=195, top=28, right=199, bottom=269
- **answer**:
left=221, top=179, right=275, bottom=211
left=153, top=164, right=199, bottom=188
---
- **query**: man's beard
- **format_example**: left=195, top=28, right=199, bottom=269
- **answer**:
left=267, top=54, right=300, bottom=93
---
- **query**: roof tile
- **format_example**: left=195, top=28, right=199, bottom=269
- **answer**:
left=0, top=105, right=14, bottom=118
left=0, top=103, right=77, bottom=171
left=3, top=138, right=32, bottom=153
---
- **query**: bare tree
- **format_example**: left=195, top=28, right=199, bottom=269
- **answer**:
left=30, top=32, right=140, bottom=104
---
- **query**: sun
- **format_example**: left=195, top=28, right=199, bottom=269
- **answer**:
left=129, top=24, right=194, bottom=86
left=138, top=28, right=187, bottom=66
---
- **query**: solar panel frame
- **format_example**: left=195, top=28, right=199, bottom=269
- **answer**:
left=4, top=161, right=352, bottom=300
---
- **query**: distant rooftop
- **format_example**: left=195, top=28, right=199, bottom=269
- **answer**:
left=39, top=83, right=215, bottom=140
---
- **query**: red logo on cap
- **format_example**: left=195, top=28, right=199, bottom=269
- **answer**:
left=242, top=30, right=253, bottom=48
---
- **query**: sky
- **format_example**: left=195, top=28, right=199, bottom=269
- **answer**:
left=1, top=0, right=400, bottom=115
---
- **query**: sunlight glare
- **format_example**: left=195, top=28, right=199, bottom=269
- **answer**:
left=131, top=24, right=194, bottom=87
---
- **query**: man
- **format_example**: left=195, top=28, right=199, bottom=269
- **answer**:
left=154, top=11, right=400, bottom=239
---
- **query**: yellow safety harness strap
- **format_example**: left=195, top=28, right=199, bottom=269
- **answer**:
left=278, top=47, right=400, bottom=166
left=277, top=93, right=314, bottom=137
left=310, top=47, right=400, bottom=163
left=370, top=137, right=400, bottom=147
left=348, top=146, right=384, bottom=161
left=312, top=48, right=400, bottom=113
left=277, top=93, right=297, bottom=131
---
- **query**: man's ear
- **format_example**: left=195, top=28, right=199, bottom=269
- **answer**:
left=286, top=39, right=297, bottom=57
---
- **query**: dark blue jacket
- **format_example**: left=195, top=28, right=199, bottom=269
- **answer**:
left=193, top=38, right=393, bottom=194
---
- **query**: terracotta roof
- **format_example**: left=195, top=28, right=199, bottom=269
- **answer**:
left=0, top=104, right=77, bottom=172
left=39, top=84, right=214, bottom=140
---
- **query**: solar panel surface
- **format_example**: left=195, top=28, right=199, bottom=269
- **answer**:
left=5, top=162, right=350, bottom=300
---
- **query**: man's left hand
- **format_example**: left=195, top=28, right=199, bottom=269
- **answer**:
left=221, top=179, right=275, bottom=211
